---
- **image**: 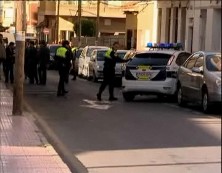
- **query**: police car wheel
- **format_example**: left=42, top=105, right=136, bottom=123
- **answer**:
left=123, top=93, right=135, bottom=102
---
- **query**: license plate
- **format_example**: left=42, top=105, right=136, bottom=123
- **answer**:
left=136, top=72, right=151, bottom=80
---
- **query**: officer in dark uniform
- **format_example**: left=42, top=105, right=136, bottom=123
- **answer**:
left=37, top=40, right=50, bottom=85
left=4, top=42, right=15, bottom=83
left=56, top=40, right=72, bottom=96
left=97, top=42, right=130, bottom=101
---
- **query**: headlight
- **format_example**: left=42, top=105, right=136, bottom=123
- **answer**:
left=216, top=79, right=221, bottom=87
left=97, top=65, right=100, bottom=69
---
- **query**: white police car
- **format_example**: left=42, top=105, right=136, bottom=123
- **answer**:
left=122, top=43, right=191, bottom=101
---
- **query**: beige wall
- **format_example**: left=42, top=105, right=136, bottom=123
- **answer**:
left=137, top=2, right=157, bottom=50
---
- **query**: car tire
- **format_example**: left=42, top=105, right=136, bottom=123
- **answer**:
left=177, top=86, right=186, bottom=106
left=123, top=92, right=135, bottom=102
left=202, top=90, right=211, bottom=113
left=92, top=71, right=98, bottom=82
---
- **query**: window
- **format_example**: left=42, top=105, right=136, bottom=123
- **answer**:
left=97, top=50, right=107, bottom=61
left=206, top=54, right=221, bottom=71
left=184, top=54, right=199, bottom=69
left=194, top=55, right=204, bottom=68
left=176, top=52, right=191, bottom=66
left=117, top=52, right=127, bottom=59
left=128, top=53, right=172, bottom=66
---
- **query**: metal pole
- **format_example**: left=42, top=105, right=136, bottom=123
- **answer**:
left=95, top=0, right=100, bottom=46
left=78, top=0, right=82, bottom=47
left=56, top=0, right=60, bottom=43
left=13, top=1, right=26, bottom=115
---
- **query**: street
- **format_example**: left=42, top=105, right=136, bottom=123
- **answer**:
left=24, top=70, right=221, bottom=173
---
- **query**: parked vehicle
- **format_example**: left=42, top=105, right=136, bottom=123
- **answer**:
left=47, top=44, right=61, bottom=69
left=177, top=51, right=221, bottom=113
left=73, top=47, right=83, bottom=76
left=78, top=45, right=109, bottom=78
left=88, top=49, right=128, bottom=83
left=122, top=50, right=191, bottom=101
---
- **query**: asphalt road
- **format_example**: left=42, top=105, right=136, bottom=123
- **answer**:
left=24, top=70, right=221, bottom=173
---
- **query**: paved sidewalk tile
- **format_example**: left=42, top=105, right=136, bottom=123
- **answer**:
left=0, top=82, right=72, bottom=173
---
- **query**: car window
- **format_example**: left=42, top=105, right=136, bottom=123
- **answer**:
left=117, top=52, right=127, bottom=59
left=50, top=46, right=60, bottom=53
left=184, top=53, right=199, bottom=69
left=128, top=53, right=172, bottom=66
left=175, top=52, right=191, bottom=66
left=76, top=49, right=83, bottom=58
left=194, top=55, right=204, bottom=68
left=206, top=54, right=221, bottom=71
left=97, top=50, right=107, bottom=61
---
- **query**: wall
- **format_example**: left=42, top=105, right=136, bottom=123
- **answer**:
left=137, top=2, right=157, bottom=50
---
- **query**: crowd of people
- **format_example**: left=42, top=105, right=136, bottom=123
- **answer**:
left=0, top=34, right=127, bottom=100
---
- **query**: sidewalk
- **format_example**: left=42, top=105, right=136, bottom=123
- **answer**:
left=0, top=82, right=72, bottom=173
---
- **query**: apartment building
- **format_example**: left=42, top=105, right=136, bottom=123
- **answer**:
left=0, top=1, right=39, bottom=37
left=0, top=0, right=15, bottom=32
left=156, top=0, right=221, bottom=52
left=37, top=1, right=128, bottom=43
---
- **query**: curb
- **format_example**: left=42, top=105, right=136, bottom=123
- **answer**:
left=24, top=101, right=88, bottom=173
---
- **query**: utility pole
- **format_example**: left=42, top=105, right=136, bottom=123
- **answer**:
left=95, top=0, right=100, bottom=46
left=13, top=1, right=26, bottom=115
left=56, top=0, right=60, bottom=43
left=78, top=0, right=82, bottom=47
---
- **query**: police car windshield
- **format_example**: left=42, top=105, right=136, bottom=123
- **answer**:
left=128, top=53, right=172, bottom=66
left=97, top=50, right=107, bottom=61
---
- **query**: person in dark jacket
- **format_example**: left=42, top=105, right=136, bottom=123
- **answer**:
left=4, top=42, right=15, bottom=83
left=37, top=40, right=50, bottom=85
left=24, top=41, right=30, bottom=80
left=27, top=41, right=38, bottom=84
left=97, top=42, right=130, bottom=101
left=55, top=40, right=72, bottom=96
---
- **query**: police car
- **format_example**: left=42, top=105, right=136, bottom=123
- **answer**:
left=122, top=43, right=191, bottom=101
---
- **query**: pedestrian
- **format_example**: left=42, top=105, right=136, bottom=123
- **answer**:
left=37, top=40, right=50, bottom=85
left=27, top=41, right=39, bottom=84
left=24, top=41, right=30, bottom=80
left=4, top=42, right=15, bottom=84
left=55, top=40, right=72, bottom=96
left=97, top=42, right=130, bottom=101
left=0, top=34, right=6, bottom=81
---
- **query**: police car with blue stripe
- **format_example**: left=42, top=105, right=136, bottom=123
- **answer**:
left=122, top=43, right=191, bottom=101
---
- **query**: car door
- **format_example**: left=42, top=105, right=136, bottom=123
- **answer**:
left=89, top=50, right=96, bottom=77
left=78, top=47, right=87, bottom=75
left=190, top=54, right=204, bottom=101
left=180, top=53, right=200, bottom=99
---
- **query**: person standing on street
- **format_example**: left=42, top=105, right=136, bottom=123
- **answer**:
left=37, top=40, right=50, bottom=85
left=0, top=34, right=6, bottom=81
left=97, top=42, right=130, bottom=101
left=27, top=41, right=39, bottom=84
left=4, top=42, right=15, bottom=84
left=55, top=40, right=72, bottom=96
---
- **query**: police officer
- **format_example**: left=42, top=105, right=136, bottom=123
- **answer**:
left=56, top=40, right=72, bottom=96
left=4, top=42, right=15, bottom=83
left=97, top=42, right=130, bottom=101
left=37, top=40, right=50, bottom=85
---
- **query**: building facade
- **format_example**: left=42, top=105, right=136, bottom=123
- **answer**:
left=156, top=0, right=221, bottom=52
left=37, top=1, right=128, bottom=44
left=124, top=1, right=158, bottom=50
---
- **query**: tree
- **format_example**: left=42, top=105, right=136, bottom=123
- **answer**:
left=74, top=19, right=96, bottom=37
